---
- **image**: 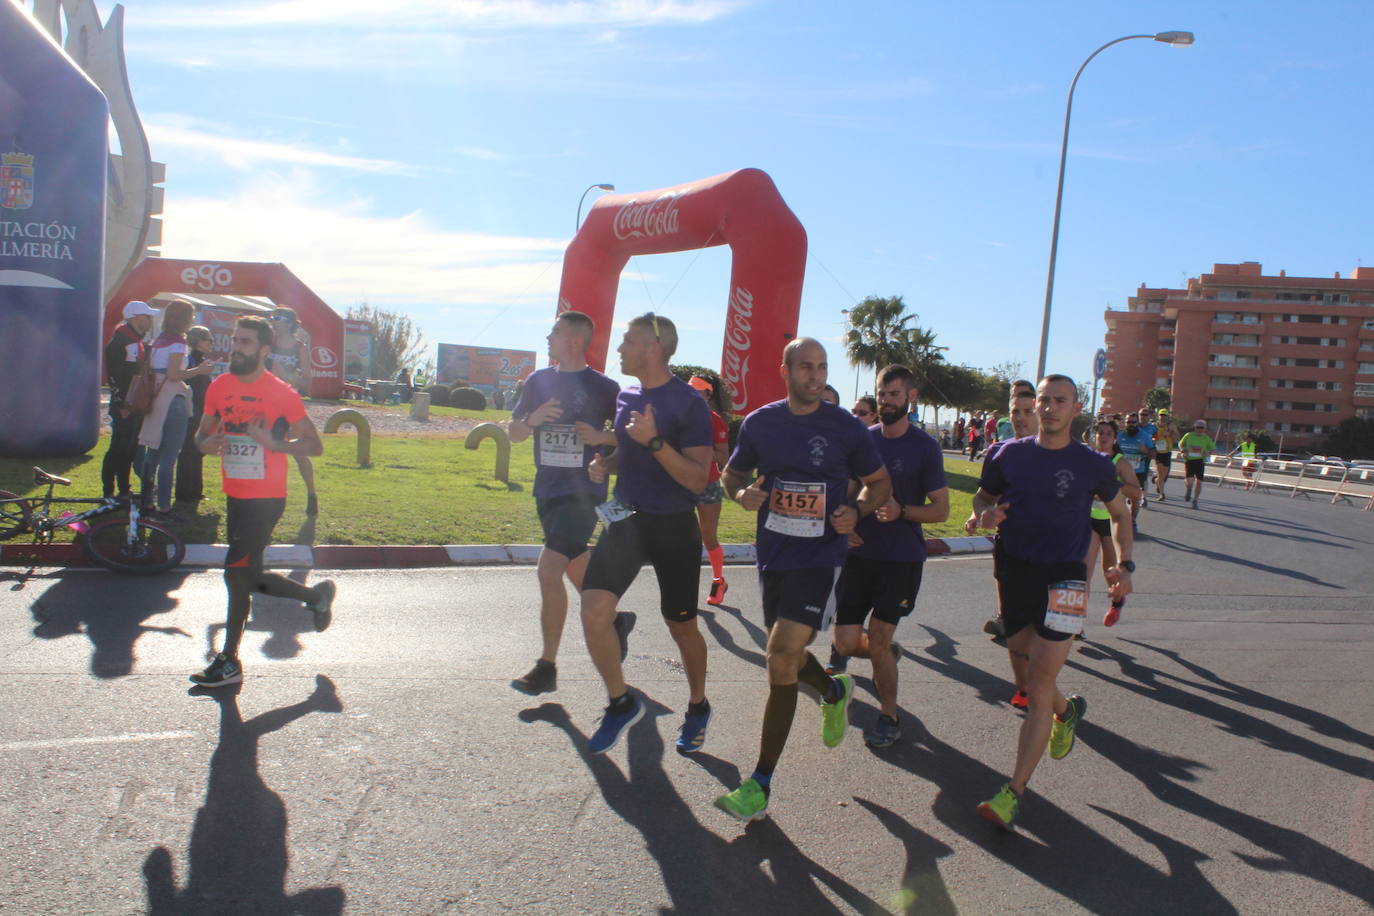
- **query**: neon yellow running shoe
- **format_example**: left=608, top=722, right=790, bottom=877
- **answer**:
left=821, top=673, right=854, bottom=748
left=1048, top=694, right=1087, bottom=760
left=714, top=778, right=769, bottom=822
left=976, top=783, right=1019, bottom=831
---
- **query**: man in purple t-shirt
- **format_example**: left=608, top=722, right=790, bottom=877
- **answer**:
left=713, top=338, right=891, bottom=823
left=508, top=311, right=621, bottom=696
left=578, top=313, right=715, bottom=756
left=829, top=364, right=949, bottom=749
left=970, top=374, right=1134, bottom=833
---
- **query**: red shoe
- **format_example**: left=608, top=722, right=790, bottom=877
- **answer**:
left=1104, top=600, right=1124, bottom=627
left=1010, top=690, right=1029, bottom=709
left=707, top=577, right=728, bottom=606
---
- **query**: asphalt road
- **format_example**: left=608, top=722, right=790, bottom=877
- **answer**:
left=1, top=481, right=1371, bottom=914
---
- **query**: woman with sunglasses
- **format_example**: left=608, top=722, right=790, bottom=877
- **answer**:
left=851, top=396, right=877, bottom=425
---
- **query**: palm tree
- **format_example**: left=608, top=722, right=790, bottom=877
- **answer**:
left=843, top=295, right=916, bottom=380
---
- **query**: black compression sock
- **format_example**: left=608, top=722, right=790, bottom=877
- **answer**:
left=607, top=692, right=635, bottom=714
left=688, top=698, right=711, bottom=717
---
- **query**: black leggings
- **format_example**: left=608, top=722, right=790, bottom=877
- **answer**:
left=222, top=497, right=317, bottom=657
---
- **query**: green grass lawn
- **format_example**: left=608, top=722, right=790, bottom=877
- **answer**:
left=2, top=434, right=981, bottom=545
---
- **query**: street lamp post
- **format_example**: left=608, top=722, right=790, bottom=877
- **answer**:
left=576, top=183, right=615, bottom=231
left=1034, top=30, right=1194, bottom=382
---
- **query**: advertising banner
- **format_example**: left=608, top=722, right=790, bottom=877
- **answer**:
left=344, top=319, right=373, bottom=379
left=0, top=3, right=108, bottom=456
left=436, top=344, right=536, bottom=394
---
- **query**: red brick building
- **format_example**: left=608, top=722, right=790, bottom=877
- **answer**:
left=1101, top=262, right=1374, bottom=448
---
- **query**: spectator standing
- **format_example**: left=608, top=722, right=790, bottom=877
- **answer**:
left=175, top=326, right=216, bottom=504
left=266, top=307, right=320, bottom=515
left=137, top=299, right=215, bottom=517
left=101, top=301, right=154, bottom=498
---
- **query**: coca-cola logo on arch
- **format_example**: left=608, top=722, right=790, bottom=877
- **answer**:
left=722, top=285, right=753, bottom=410
left=613, top=193, right=681, bottom=241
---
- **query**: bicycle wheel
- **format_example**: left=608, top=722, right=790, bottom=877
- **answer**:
left=0, top=491, right=33, bottom=541
left=82, top=517, right=186, bottom=574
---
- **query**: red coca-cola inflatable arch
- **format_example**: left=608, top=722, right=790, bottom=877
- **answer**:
left=557, top=168, right=806, bottom=412
left=103, top=258, right=344, bottom=399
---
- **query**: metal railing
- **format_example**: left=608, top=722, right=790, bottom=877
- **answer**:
left=1201, top=455, right=1374, bottom=508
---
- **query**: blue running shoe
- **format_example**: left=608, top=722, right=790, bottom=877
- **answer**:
left=675, top=706, right=712, bottom=755
left=588, top=693, right=644, bottom=754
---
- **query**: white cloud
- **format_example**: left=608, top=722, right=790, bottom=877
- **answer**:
left=146, top=123, right=419, bottom=175
left=136, top=0, right=742, bottom=30
left=159, top=175, right=567, bottom=309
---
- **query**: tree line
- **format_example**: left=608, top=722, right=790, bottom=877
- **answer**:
left=843, top=294, right=1030, bottom=427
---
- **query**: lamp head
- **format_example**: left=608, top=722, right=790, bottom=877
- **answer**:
left=596, top=183, right=615, bottom=191
left=1154, top=31, right=1194, bottom=46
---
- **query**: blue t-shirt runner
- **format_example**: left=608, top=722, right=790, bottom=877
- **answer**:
left=1117, top=425, right=1154, bottom=474
left=512, top=365, right=620, bottom=501
left=712, top=337, right=893, bottom=826
left=611, top=376, right=713, bottom=514
left=728, top=400, right=884, bottom=572
left=851, top=424, right=948, bottom=564
left=979, top=437, right=1120, bottom=567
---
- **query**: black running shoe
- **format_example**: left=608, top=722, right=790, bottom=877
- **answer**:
left=309, top=580, right=336, bottom=632
left=189, top=653, right=242, bottom=687
left=983, top=617, right=1006, bottom=638
left=511, top=659, right=556, bottom=695
left=613, top=612, right=637, bottom=662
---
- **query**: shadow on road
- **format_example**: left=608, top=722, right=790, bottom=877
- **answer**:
left=1143, top=534, right=1340, bottom=589
left=518, top=697, right=892, bottom=914
left=696, top=604, right=767, bottom=669
left=143, top=676, right=345, bottom=915
left=28, top=571, right=193, bottom=678
left=877, top=626, right=1241, bottom=915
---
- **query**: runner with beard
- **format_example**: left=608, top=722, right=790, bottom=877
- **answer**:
left=714, top=338, right=890, bottom=821
left=1117, top=413, right=1155, bottom=530
left=827, top=364, right=948, bottom=749
left=190, top=316, right=336, bottom=686
left=970, top=375, right=1133, bottom=831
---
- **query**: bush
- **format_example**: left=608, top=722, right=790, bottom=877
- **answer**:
left=424, top=384, right=450, bottom=407
left=450, top=386, right=487, bottom=410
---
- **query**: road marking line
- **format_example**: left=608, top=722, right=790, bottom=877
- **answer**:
left=0, top=730, right=195, bottom=751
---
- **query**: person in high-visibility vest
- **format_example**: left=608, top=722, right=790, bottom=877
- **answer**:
left=1152, top=409, right=1181, bottom=501
left=1229, top=432, right=1259, bottom=490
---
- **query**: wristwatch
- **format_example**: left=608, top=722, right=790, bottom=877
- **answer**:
left=647, top=436, right=664, bottom=453
left=1120, top=560, right=1136, bottom=573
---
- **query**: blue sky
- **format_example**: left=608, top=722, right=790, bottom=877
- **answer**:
left=81, top=0, right=1374, bottom=399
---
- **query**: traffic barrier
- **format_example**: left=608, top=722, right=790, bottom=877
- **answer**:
left=323, top=408, right=372, bottom=467
left=1196, top=454, right=1373, bottom=506
left=465, top=423, right=510, bottom=483
left=1331, top=465, right=1374, bottom=506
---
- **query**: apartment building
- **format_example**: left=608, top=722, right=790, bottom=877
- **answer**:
left=1101, top=261, right=1374, bottom=448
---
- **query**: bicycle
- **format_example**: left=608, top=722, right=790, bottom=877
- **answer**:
left=0, top=467, right=186, bottom=574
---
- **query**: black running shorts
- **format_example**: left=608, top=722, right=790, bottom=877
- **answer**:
left=758, top=566, right=840, bottom=632
left=536, top=492, right=599, bottom=560
left=992, top=542, right=1086, bottom=643
left=1185, top=458, right=1206, bottom=480
left=834, top=554, right=924, bottom=627
left=582, top=510, right=702, bottom=621
left=225, top=496, right=285, bottom=576
left=1089, top=515, right=1112, bottom=539
left=1155, top=453, right=1172, bottom=469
